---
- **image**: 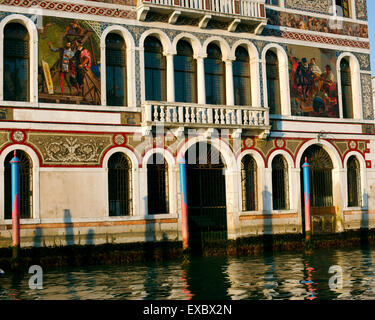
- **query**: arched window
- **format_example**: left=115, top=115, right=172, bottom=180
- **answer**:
left=272, top=155, right=289, bottom=210
left=340, top=58, right=353, bottom=119
left=266, top=50, right=281, bottom=114
left=147, top=153, right=169, bottom=214
left=106, top=33, right=127, bottom=106
left=174, top=40, right=197, bottom=103
left=233, top=46, right=251, bottom=106
left=4, top=23, right=29, bottom=102
left=241, top=155, right=257, bottom=211
left=347, top=156, right=361, bottom=207
left=4, top=150, right=33, bottom=219
left=144, top=36, right=166, bottom=101
left=205, top=43, right=226, bottom=105
left=108, top=152, right=132, bottom=216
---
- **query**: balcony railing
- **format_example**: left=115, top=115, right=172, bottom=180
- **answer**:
left=142, top=102, right=270, bottom=132
left=137, top=0, right=267, bottom=32
left=140, top=0, right=265, bottom=18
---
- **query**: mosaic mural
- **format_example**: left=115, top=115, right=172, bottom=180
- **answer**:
left=267, top=9, right=368, bottom=38
left=285, top=0, right=331, bottom=14
left=287, top=44, right=339, bottom=118
left=356, top=0, right=368, bottom=20
left=38, top=17, right=101, bottom=105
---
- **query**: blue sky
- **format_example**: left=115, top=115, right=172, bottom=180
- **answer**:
left=368, top=1, right=375, bottom=75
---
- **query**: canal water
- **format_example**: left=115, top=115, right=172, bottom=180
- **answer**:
left=0, top=247, right=374, bottom=300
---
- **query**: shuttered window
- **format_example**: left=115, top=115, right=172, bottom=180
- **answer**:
left=233, top=46, right=251, bottom=106
left=340, top=58, right=353, bottom=119
left=4, top=23, right=29, bottom=102
left=144, top=36, right=166, bottom=101
left=266, top=50, right=281, bottom=115
left=174, top=40, right=197, bottom=103
left=205, top=43, right=226, bottom=105
left=106, top=33, right=127, bottom=106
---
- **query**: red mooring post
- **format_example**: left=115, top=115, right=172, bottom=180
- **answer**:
left=10, top=150, right=20, bottom=259
left=178, top=158, right=189, bottom=251
left=302, top=157, right=312, bottom=250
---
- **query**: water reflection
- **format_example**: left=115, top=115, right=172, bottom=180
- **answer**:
left=0, top=248, right=374, bottom=300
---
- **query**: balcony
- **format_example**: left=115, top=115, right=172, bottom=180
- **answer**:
left=142, top=101, right=270, bottom=137
left=136, top=0, right=267, bottom=33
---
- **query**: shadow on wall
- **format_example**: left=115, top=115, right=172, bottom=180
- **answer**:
left=361, top=191, right=369, bottom=247
left=64, top=209, right=74, bottom=246
left=262, top=186, right=273, bottom=251
left=32, top=227, right=43, bottom=248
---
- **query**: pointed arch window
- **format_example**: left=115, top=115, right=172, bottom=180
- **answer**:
left=106, top=33, right=127, bottom=106
left=266, top=50, right=281, bottom=115
left=340, top=58, right=353, bottom=119
left=233, top=46, right=251, bottom=106
left=241, top=155, right=258, bottom=211
left=205, top=43, right=226, bottom=105
left=144, top=36, right=166, bottom=101
left=174, top=40, right=197, bottom=103
left=4, top=23, right=30, bottom=102
left=4, top=150, right=33, bottom=219
left=108, top=152, right=132, bottom=216
left=272, top=155, right=289, bottom=210
left=347, top=156, right=361, bottom=207
left=147, top=153, right=169, bottom=215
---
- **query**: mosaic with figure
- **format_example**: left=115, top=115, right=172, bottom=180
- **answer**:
left=38, top=17, right=101, bottom=105
left=288, top=45, right=339, bottom=118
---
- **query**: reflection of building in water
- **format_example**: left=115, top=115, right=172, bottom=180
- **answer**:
left=0, top=0, right=374, bottom=247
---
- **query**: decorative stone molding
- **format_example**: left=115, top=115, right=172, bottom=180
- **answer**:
left=285, top=0, right=332, bottom=15
left=361, top=73, right=374, bottom=120
left=356, top=0, right=368, bottom=21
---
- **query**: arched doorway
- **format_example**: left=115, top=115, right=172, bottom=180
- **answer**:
left=185, top=142, right=227, bottom=246
left=300, top=145, right=335, bottom=234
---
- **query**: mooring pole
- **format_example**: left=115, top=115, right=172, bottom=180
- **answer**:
left=178, top=158, right=189, bottom=251
left=10, top=150, right=20, bottom=259
left=302, top=157, right=312, bottom=250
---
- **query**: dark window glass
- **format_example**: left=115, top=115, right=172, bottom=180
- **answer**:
left=106, top=33, right=127, bottom=106
left=336, top=0, right=350, bottom=18
left=233, top=46, right=251, bottom=106
left=265, top=0, right=279, bottom=5
left=266, top=50, right=281, bottom=114
left=4, top=23, right=29, bottom=102
left=347, top=156, right=361, bottom=207
left=144, top=36, right=166, bottom=101
left=241, top=155, right=257, bottom=211
left=4, top=150, right=32, bottom=219
left=341, top=58, right=353, bottom=119
left=147, top=154, right=169, bottom=215
left=205, top=43, right=226, bottom=105
left=272, top=155, right=289, bottom=210
left=108, top=152, right=132, bottom=216
left=174, top=40, right=197, bottom=103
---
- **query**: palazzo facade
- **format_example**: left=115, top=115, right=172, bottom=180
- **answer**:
left=0, top=0, right=374, bottom=247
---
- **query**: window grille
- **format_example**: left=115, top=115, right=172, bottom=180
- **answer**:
left=347, top=156, right=361, bottom=207
left=272, top=155, right=289, bottom=210
left=147, top=153, right=169, bottom=215
left=108, top=152, right=132, bottom=216
left=4, top=150, right=33, bottom=219
left=4, top=23, right=29, bottom=102
left=106, top=33, right=127, bottom=106
left=241, top=155, right=258, bottom=211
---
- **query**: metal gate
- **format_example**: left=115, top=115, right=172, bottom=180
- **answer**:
left=186, top=143, right=227, bottom=245
left=301, top=145, right=336, bottom=234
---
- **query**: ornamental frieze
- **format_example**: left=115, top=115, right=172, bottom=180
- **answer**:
left=361, top=73, right=374, bottom=120
left=285, top=0, right=331, bottom=14
left=27, top=133, right=113, bottom=166
left=0, top=131, right=10, bottom=150
left=356, top=0, right=368, bottom=21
